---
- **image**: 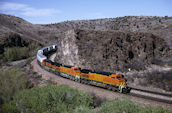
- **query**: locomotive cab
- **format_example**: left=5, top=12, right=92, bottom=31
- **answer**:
left=71, top=67, right=81, bottom=73
left=70, top=67, right=81, bottom=80
left=111, top=74, right=130, bottom=93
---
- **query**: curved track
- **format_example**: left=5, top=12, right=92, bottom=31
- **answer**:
left=130, top=89, right=172, bottom=104
left=31, top=53, right=172, bottom=110
left=130, top=86, right=172, bottom=97
left=49, top=53, right=172, bottom=104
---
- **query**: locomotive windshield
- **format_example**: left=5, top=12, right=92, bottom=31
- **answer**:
left=74, top=68, right=81, bottom=71
left=117, top=76, right=122, bottom=80
left=122, top=75, right=124, bottom=78
left=117, top=74, right=124, bottom=80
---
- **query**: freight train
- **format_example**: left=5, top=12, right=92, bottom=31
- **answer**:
left=37, top=45, right=131, bottom=93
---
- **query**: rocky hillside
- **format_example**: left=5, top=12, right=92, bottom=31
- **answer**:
left=52, top=16, right=172, bottom=91
left=53, top=16, right=172, bottom=69
left=57, top=29, right=171, bottom=71
left=1, top=14, right=172, bottom=50
left=0, top=14, right=39, bottom=54
left=47, top=16, right=172, bottom=45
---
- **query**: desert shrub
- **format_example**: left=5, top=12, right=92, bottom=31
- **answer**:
left=47, top=103, right=71, bottom=113
left=4, top=47, right=29, bottom=61
left=1, top=101, right=18, bottom=113
left=140, top=106, right=170, bottom=113
left=0, top=69, right=31, bottom=107
left=29, top=46, right=41, bottom=57
left=3, top=43, right=41, bottom=62
left=28, top=43, right=41, bottom=57
left=99, top=98, right=140, bottom=113
left=99, top=98, right=170, bottom=113
left=2, top=85, right=93, bottom=113
left=74, top=106, right=94, bottom=113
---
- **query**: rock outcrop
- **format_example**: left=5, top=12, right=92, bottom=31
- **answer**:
left=56, top=29, right=172, bottom=72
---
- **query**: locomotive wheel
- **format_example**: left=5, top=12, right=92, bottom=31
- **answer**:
left=107, top=86, right=112, bottom=90
left=77, top=79, right=81, bottom=83
left=112, top=87, right=117, bottom=92
left=72, top=77, right=75, bottom=81
left=81, top=80, right=85, bottom=84
left=83, top=80, right=87, bottom=84
left=87, top=81, right=90, bottom=85
left=83, top=81, right=87, bottom=84
left=81, top=80, right=84, bottom=83
left=120, top=88, right=123, bottom=93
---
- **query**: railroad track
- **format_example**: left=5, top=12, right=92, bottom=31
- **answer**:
left=46, top=53, right=172, bottom=104
left=130, top=86, right=172, bottom=97
left=31, top=58, right=172, bottom=110
left=130, top=88, right=172, bottom=104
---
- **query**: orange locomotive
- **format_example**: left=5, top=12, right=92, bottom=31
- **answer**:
left=42, top=59, right=130, bottom=93
left=80, top=69, right=129, bottom=93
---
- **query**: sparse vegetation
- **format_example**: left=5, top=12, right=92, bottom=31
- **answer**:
left=4, top=47, right=29, bottom=61
left=126, top=69, right=172, bottom=91
left=2, top=85, right=93, bottom=113
left=28, top=43, right=41, bottom=57
left=0, top=43, right=41, bottom=62
left=0, top=68, right=32, bottom=108
left=2, top=86, right=171, bottom=113
left=145, top=70, right=172, bottom=91
left=1, top=62, right=170, bottom=112
left=99, top=98, right=170, bottom=113
left=74, top=106, right=94, bottom=113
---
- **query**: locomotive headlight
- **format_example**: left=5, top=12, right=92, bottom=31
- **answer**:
left=123, top=82, right=127, bottom=87
left=121, top=82, right=127, bottom=88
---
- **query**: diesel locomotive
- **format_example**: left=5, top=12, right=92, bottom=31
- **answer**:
left=37, top=45, right=131, bottom=93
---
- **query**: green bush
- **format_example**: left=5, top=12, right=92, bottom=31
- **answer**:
left=2, top=43, right=41, bottom=62
left=140, top=106, right=170, bottom=113
left=27, top=42, right=41, bottom=57
left=2, top=85, right=93, bottom=113
left=4, top=47, right=29, bottom=61
left=29, top=45, right=41, bottom=57
left=74, top=106, right=94, bottom=113
left=99, top=98, right=170, bottom=113
left=0, top=69, right=31, bottom=106
left=1, top=101, right=18, bottom=113
left=99, top=98, right=140, bottom=113
left=47, top=103, right=71, bottom=113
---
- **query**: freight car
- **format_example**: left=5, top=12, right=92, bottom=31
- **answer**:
left=37, top=45, right=130, bottom=93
